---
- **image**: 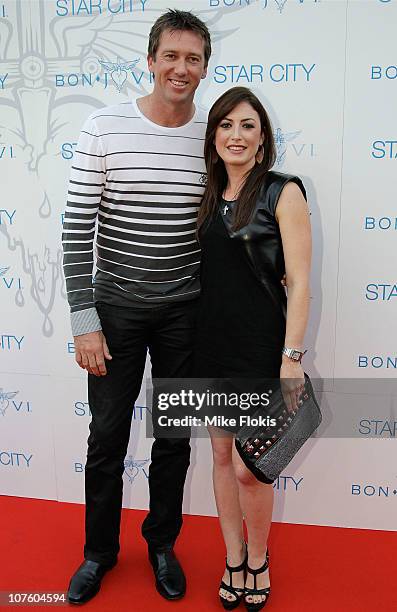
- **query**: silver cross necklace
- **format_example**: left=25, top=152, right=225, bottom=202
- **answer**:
left=222, top=188, right=239, bottom=215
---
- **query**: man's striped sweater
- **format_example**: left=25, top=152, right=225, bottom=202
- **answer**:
left=62, top=99, right=207, bottom=336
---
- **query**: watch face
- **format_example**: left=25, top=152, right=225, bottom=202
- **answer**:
left=283, top=348, right=303, bottom=361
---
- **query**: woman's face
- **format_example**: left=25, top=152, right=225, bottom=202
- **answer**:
left=214, top=101, right=264, bottom=171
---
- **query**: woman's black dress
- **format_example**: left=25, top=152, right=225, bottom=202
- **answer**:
left=195, top=198, right=285, bottom=380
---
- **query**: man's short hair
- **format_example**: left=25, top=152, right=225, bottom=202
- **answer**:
left=148, top=9, right=212, bottom=68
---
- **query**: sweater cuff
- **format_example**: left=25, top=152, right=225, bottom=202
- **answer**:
left=71, top=307, right=102, bottom=337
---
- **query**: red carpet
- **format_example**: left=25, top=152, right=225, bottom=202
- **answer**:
left=1, top=495, right=396, bottom=611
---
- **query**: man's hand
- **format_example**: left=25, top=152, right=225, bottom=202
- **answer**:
left=74, top=331, right=112, bottom=376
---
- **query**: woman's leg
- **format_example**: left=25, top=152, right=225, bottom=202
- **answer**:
left=232, top=443, right=273, bottom=606
left=208, top=426, right=245, bottom=603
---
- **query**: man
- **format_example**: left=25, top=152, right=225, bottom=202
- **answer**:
left=62, top=9, right=211, bottom=604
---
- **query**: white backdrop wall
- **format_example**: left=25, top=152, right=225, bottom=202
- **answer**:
left=0, top=0, right=396, bottom=531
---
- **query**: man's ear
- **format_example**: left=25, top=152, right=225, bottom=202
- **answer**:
left=147, top=54, right=154, bottom=72
left=201, top=67, right=208, bottom=80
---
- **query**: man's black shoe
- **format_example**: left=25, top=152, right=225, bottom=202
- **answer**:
left=148, top=547, right=186, bottom=600
left=67, top=559, right=116, bottom=605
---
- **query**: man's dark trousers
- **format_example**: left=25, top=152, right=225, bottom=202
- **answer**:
left=83, top=299, right=198, bottom=565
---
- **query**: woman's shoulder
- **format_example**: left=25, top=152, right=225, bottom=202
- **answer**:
left=258, top=171, right=306, bottom=217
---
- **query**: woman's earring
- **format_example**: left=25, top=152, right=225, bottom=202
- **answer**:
left=256, top=144, right=264, bottom=164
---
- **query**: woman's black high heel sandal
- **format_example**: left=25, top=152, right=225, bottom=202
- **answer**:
left=244, top=551, right=270, bottom=611
left=219, top=545, right=247, bottom=610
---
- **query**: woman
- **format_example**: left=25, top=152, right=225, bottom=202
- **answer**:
left=195, top=87, right=311, bottom=610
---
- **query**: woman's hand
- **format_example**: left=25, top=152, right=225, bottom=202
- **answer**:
left=280, top=359, right=305, bottom=413
left=276, top=180, right=311, bottom=413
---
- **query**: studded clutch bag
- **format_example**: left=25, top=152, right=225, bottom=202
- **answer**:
left=234, top=374, right=321, bottom=483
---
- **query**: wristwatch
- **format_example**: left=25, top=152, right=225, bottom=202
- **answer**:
left=282, top=347, right=307, bottom=363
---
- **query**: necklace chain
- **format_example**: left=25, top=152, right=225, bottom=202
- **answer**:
left=223, top=179, right=244, bottom=201
left=222, top=182, right=243, bottom=215
left=223, top=188, right=239, bottom=201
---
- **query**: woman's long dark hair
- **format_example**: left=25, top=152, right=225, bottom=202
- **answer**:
left=197, top=87, right=276, bottom=232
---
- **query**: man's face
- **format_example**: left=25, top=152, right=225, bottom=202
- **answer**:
left=148, top=29, right=207, bottom=106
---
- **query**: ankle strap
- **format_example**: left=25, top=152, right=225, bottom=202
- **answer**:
left=246, top=558, right=269, bottom=576
left=225, top=541, right=247, bottom=574
left=225, top=558, right=246, bottom=573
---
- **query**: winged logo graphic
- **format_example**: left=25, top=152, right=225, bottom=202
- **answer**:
left=274, top=128, right=302, bottom=166
left=123, top=456, right=150, bottom=484
left=0, top=389, right=19, bottom=416
left=0, top=266, right=10, bottom=277
left=274, top=0, right=288, bottom=12
left=264, top=0, right=318, bottom=12
left=263, top=0, right=288, bottom=10
left=98, top=57, right=140, bottom=93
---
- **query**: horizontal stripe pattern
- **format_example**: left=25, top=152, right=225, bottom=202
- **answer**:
left=62, top=101, right=207, bottom=335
